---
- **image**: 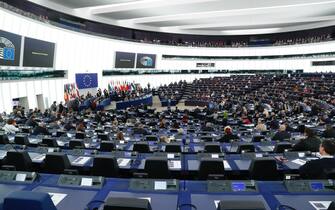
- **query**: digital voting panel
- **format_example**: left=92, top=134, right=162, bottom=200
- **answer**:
left=23, top=37, right=55, bottom=68
left=136, top=53, right=156, bottom=68
left=0, top=30, right=22, bottom=66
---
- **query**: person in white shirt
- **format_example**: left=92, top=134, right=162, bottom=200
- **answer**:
left=2, top=119, right=19, bottom=134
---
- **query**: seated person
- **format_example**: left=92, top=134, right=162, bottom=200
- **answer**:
left=292, top=128, right=321, bottom=152
left=116, top=131, right=125, bottom=141
left=174, top=128, right=184, bottom=139
left=159, top=135, right=171, bottom=144
left=323, top=124, right=335, bottom=138
left=299, top=140, right=335, bottom=179
left=219, top=126, right=239, bottom=142
left=76, top=121, right=86, bottom=132
left=2, top=119, right=19, bottom=134
left=202, top=122, right=215, bottom=132
left=25, top=115, right=38, bottom=128
left=32, top=122, right=50, bottom=136
left=132, top=123, right=149, bottom=135
left=272, top=124, right=291, bottom=141
left=255, top=119, right=267, bottom=132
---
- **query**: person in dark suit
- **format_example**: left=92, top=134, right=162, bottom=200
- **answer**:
left=32, top=122, right=50, bottom=136
left=25, top=115, right=38, bottom=128
left=323, top=124, right=335, bottom=138
left=219, top=126, right=239, bottom=142
left=272, top=124, right=291, bottom=141
left=132, top=123, right=150, bottom=135
left=292, top=128, right=321, bottom=152
left=300, top=140, right=335, bottom=179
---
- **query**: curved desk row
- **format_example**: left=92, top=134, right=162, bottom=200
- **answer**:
left=116, top=94, right=153, bottom=110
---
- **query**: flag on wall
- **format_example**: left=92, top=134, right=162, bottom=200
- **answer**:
left=75, top=73, right=98, bottom=89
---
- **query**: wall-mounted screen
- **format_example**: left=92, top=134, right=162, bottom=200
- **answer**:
left=136, top=53, right=156, bottom=68
left=115, top=51, right=136, bottom=68
left=312, top=60, right=335, bottom=66
left=23, top=37, right=55, bottom=68
left=0, top=30, right=21, bottom=66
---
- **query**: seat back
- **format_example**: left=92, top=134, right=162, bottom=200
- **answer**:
left=0, top=133, right=9, bottom=144
left=69, top=140, right=85, bottom=149
left=204, top=143, right=222, bottom=153
left=145, top=135, right=158, bottom=142
left=56, top=131, right=66, bottom=137
left=42, top=138, right=58, bottom=147
left=6, top=151, right=33, bottom=171
left=99, top=141, right=115, bottom=152
left=252, top=135, right=265, bottom=142
left=198, top=158, right=224, bottom=180
left=14, top=134, right=29, bottom=145
left=44, top=153, right=71, bottom=174
left=3, top=191, right=57, bottom=210
left=97, top=133, right=109, bottom=141
left=75, top=132, right=85, bottom=139
left=237, top=144, right=255, bottom=153
left=249, top=158, right=278, bottom=180
left=165, top=143, right=182, bottom=153
left=201, top=136, right=213, bottom=142
left=92, top=156, right=119, bottom=177
left=133, top=143, right=150, bottom=153
left=144, top=157, right=170, bottom=179
left=273, top=144, right=292, bottom=153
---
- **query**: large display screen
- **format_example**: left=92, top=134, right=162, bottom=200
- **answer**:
left=115, top=51, right=136, bottom=68
left=23, top=37, right=55, bottom=68
left=136, top=53, right=156, bottom=68
left=0, top=30, right=22, bottom=66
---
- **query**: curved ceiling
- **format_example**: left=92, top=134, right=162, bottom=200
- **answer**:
left=27, top=0, right=335, bottom=35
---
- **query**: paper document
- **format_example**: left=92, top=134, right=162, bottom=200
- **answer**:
left=223, top=160, right=231, bottom=169
left=154, top=181, right=167, bottom=190
left=117, top=158, right=131, bottom=167
left=48, top=193, right=67, bottom=206
left=292, top=159, right=307, bottom=166
left=309, top=201, right=332, bottom=210
left=167, top=154, right=175, bottom=159
left=71, top=156, right=91, bottom=165
left=81, top=178, right=93, bottom=187
left=169, top=160, right=181, bottom=169
left=256, top=154, right=263, bottom=158
left=15, top=173, right=27, bottom=182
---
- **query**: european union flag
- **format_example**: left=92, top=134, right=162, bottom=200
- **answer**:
left=4, top=48, right=15, bottom=60
left=75, top=73, right=98, bottom=89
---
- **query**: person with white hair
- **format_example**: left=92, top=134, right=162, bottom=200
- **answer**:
left=272, top=124, right=291, bottom=141
left=2, top=119, right=19, bottom=134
